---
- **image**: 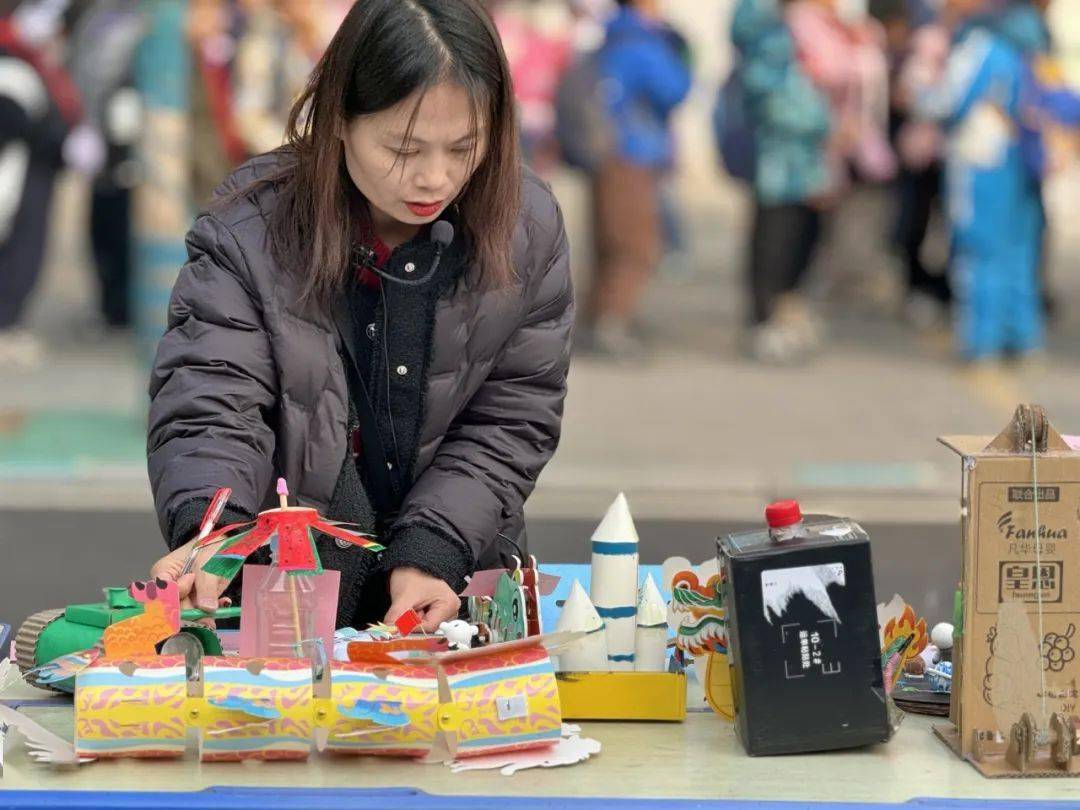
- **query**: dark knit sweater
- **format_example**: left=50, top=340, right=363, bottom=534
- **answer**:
left=168, top=217, right=471, bottom=629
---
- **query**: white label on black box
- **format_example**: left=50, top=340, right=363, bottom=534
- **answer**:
left=761, top=563, right=846, bottom=625
left=780, top=620, right=843, bottom=679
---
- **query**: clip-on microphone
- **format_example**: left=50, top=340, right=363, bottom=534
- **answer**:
left=356, top=220, right=455, bottom=287
left=351, top=220, right=455, bottom=482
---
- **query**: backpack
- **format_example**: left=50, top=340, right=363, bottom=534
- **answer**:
left=712, top=66, right=757, bottom=184
left=1017, top=57, right=1080, bottom=182
left=554, top=49, right=616, bottom=172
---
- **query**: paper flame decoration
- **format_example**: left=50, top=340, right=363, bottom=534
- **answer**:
left=882, top=605, right=928, bottom=668
left=198, top=508, right=384, bottom=580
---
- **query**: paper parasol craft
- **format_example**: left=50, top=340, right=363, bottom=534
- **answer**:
left=197, top=479, right=384, bottom=579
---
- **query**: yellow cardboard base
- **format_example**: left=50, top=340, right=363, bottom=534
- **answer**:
left=556, top=672, right=686, bottom=722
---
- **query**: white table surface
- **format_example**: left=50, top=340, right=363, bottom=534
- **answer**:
left=1, top=680, right=1078, bottom=803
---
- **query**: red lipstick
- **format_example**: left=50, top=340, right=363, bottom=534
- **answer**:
left=406, top=200, right=444, bottom=217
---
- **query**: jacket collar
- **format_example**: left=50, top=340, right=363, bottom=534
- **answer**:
left=348, top=191, right=468, bottom=282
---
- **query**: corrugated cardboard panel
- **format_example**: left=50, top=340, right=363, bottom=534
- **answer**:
left=938, top=436, right=995, bottom=457
left=954, top=449, right=1080, bottom=758
left=938, top=435, right=1079, bottom=459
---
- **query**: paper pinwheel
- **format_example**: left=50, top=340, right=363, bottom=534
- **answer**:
left=197, top=479, right=384, bottom=580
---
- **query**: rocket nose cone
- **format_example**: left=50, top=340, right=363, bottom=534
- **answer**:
left=591, top=492, right=640, bottom=545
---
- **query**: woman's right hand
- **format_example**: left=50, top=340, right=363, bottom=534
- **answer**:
left=150, top=537, right=232, bottom=617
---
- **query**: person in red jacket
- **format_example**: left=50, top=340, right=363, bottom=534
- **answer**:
left=0, top=0, right=95, bottom=367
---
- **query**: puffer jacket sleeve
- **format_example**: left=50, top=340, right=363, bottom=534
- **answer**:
left=147, top=213, right=279, bottom=548
left=382, top=191, right=573, bottom=588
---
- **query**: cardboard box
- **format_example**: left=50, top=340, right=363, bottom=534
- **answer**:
left=938, top=406, right=1080, bottom=774
left=719, top=516, right=889, bottom=756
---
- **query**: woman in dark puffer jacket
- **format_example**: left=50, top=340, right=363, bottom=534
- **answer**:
left=147, top=0, right=573, bottom=633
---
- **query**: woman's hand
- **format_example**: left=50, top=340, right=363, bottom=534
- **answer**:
left=385, top=567, right=461, bottom=633
left=150, top=537, right=232, bottom=619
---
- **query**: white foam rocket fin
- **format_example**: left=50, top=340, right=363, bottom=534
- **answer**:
left=555, top=580, right=608, bottom=671
left=555, top=580, right=604, bottom=633
left=635, top=573, right=669, bottom=672
left=636, top=574, right=667, bottom=627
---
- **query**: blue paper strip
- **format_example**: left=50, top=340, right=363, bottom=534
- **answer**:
left=590, top=542, right=639, bottom=556
left=595, top=606, right=636, bottom=619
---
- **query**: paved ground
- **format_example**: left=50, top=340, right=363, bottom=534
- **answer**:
left=5, top=170, right=1080, bottom=524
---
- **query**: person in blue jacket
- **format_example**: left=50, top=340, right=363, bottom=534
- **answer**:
left=581, top=0, right=691, bottom=358
left=921, top=0, right=1048, bottom=362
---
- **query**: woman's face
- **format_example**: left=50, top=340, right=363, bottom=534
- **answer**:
left=342, top=81, right=488, bottom=233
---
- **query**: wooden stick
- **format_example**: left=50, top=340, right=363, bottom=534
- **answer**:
left=288, top=575, right=302, bottom=650
left=276, top=478, right=301, bottom=650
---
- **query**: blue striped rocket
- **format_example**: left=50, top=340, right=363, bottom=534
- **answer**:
left=589, top=493, right=640, bottom=671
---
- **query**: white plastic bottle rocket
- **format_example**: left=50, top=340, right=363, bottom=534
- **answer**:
left=554, top=580, right=608, bottom=672
left=589, top=493, right=640, bottom=671
left=634, top=574, right=668, bottom=672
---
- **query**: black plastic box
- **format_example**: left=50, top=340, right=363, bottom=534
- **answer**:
left=718, top=515, right=890, bottom=756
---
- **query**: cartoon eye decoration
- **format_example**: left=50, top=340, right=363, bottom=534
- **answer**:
left=133, top=581, right=146, bottom=591
left=156, top=578, right=168, bottom=589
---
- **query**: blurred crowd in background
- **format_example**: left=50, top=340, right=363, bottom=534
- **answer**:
left=2, top=0, right=1080, bottom=371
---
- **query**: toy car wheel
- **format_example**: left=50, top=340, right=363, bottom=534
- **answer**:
left=159, top=630, right=205, bottom=672
left=14, top=609, right=66, bottom=692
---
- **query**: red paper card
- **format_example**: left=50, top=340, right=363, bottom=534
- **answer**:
left=394, top=609, right=422, bottom=636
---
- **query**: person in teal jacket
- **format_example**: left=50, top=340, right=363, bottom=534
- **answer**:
left=730, top=0, right=832, bottom=363
left=732, top=0, right=832, bottom=206
left=921, top=0, right=1047, bottom=361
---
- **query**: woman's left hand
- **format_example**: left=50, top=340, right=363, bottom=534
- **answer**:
left=385, top=567, right=461, bottom=633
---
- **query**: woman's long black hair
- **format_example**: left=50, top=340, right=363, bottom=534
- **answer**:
left=243, top=0, right=521, bottom=302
